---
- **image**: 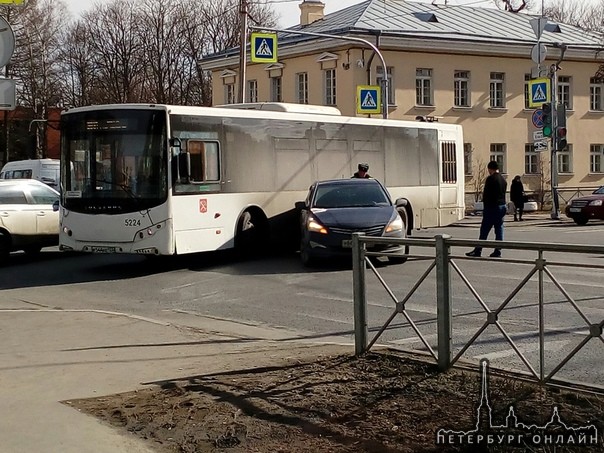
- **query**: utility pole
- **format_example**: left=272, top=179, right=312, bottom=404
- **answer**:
left=238, top=0, right=248, bottom=104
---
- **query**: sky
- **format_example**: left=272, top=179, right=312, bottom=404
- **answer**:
left=63, top=0, right=600, bottom=26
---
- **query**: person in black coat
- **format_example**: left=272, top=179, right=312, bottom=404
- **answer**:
left=466, top=160, right=508, bottom=258
left=510, top=175, right=525, bottom=221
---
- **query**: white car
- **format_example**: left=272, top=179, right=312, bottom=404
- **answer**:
left=0, top=179, right=60, bottom=260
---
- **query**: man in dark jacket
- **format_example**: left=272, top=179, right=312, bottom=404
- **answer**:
left=352, top=163, right=371, bottom=179
left=466, top=160, right=507, bottom=258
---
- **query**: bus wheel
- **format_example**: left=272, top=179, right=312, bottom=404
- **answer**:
left=389, top=211, right=409, bottom=265
left=235, top=210, right=267, bottom=255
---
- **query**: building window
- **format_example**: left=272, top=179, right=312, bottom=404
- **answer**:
left=271, top=76, right=282, bottom=102
left=416, top=68, right=433, bottom=106
left=224, top=83, right=235, bottom=104
left=524, top=143, right=539, bottom=174
left=324, top=68, right=336, bottom=105
left=247, top=80, right=258, bottom=103
left=524, top=74, right=531, bottom=109
left=454, top=70, right=470, bottom=107
left=464, top=143, right=473, bottom=176
left=590, top=77, right=603, bottom=111
left=557, top=76, right=571, bottom=109
left=296, top=72, right=309, bottom=104
left=489, top=72, right=505, bottom=108
left=557, top=145, right=572, bottom=173
left=490, top=143, right=506, bottom=173
left=377, top=66, right=395, bottom=105
left=590, top=144, right=604, bottom=173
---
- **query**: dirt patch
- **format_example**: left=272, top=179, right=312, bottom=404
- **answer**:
left=67, top=350, right=603, bottom=452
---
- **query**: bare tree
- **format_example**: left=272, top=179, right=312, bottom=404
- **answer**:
left=8, top=0, right=70, bottom=158
left=467, top=156, right=489, bottom=203
left=82, top=0, right=146, bottom=104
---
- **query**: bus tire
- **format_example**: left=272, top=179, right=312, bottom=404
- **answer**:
left=390, top=209, right=410, bottom=264
left=235, top=209, right=268, bottom=255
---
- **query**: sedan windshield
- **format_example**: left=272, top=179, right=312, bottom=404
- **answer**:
left=594, top=187, right=604, bottom=195
left=313, top=183, right=390, bottom=208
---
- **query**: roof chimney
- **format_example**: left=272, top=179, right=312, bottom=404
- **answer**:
left=299, top=0, right=325, bottom=26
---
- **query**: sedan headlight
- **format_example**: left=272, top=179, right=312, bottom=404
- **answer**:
left=385, top=215, right=404, bottom=233
left=589, top=199, right=603, bottom=206
left=307, top=216, right=328, bottom=234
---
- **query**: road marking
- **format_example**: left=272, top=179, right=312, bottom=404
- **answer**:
left=472, top=338, right=570, bottom=360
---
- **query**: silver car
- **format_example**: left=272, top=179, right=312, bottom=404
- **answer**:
left=0, top=179, right=60, bottom=261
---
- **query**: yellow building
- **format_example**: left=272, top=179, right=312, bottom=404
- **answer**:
left=201, top=0, right=604, bottom=202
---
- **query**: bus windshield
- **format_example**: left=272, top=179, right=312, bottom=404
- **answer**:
left=61, top=109, right=168, bottom=214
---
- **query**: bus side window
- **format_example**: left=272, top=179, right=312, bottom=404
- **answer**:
left=187, top=140, right=220, bottom=183
left=188, top=140, right=204, bottom=182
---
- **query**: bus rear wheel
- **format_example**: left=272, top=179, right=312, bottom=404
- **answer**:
left=235, top=210, right=268, bottom=255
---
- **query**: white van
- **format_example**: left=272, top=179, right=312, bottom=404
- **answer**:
left=0, top=159, right=60, bottom=190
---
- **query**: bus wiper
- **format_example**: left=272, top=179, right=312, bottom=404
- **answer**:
left=89, top=177, right=154, bottom=222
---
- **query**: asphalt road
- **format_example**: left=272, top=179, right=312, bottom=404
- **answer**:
left=2, top=214, right=603, bottom=387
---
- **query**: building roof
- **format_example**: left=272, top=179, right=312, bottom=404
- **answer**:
left=283, top=0, right=601, bottom=47
left=203, top=0, right=603, bottom=63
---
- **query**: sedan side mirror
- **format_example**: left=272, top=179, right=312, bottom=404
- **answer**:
left=295, top=201, right=307, bottom=211
left=395, top=198, right=408, bottom=208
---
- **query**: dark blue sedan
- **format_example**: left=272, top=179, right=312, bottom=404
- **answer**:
left=297, top=179, right=408, bottom=266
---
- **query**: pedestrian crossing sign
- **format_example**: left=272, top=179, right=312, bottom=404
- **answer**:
left=528, top=77, right=550, bottom=108
left=251, top=32, right=277, bottom=63
left=356, top=85, right=381, bottom=114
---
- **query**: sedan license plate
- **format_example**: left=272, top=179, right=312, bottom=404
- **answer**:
left=341, top=239, right=353, bottom=248
left=90, top=246, right=116, bottom=253
left=569, top=207, right=582, bottom=213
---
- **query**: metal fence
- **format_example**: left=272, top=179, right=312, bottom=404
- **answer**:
left=352, top=233, right=604, bottom=390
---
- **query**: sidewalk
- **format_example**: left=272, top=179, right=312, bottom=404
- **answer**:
left=455, top=210, right=570, bottom=227
left=0, top=303, right=349, bottom=453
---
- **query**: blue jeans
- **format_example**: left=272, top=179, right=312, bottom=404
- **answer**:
left=476, top=205, right=507, bottom=253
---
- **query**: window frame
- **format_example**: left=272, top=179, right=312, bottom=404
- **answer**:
left=557, top=144, right=572, bottom=174
left=324, top=68, right=337, bottom=105
left=296, top=72, right=309, bottom=104
left=524, top=143, right=539, bottom=175
left=557, top=76, right=572, bottom=109
left=590, top=144, right=604, bottom=173
left=270, top=76, right=282, bottom=102
left=489, top=72, right=505, bottom=108
left=224, top=83, right=235, bottom=104
left=247, top=79, right=258, bottom=103
left=590, top=77, right=603, bottom=111
left=489, top=143, right=506, bottom=173
left=454, top=70, right=470, bottom=107
left=415, top=68, right=433, bottom=106
left=377, top=66, right=395, bottom=105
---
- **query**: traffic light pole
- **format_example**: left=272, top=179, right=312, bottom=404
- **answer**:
left=550, top=65, right=560, bottom=220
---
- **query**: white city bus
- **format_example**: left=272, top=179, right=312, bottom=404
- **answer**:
left=58, top=103, right=464, bottom=256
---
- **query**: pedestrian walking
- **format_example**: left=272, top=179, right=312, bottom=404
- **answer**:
left=466, top=160, right=507, bottom=258
left=510, top=175, right=525, bottom=221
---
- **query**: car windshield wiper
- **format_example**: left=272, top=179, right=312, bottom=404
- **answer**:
left=87, top=177, right=154, bottom=221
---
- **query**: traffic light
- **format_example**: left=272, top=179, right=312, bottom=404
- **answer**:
left=542, top=103, right=553, bottom=137
left=556, top=104, right=567, bottom=149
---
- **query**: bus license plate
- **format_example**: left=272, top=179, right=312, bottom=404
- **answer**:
left=90, top=246, right=116, bottom=253
left=341, top=239, right=353, bottom=248
left=569, top=207, right=581, bottom=213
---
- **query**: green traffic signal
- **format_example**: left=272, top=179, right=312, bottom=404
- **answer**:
left=542, top=103, right=553, bottom=137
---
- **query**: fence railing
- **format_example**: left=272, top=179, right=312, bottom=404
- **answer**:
left=352, top=234, right=604, bottom=390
